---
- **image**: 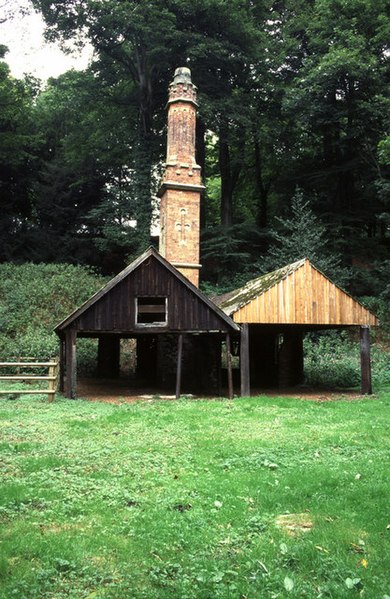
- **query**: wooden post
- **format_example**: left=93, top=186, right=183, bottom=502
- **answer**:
left=65, top=328, right=77, bottom=399
left=175, top=334, right=184, bottom=399
left=240, top=324, right=250, bottom=397
left=360, top=325, right=372, bottom=395
left=225, top=333, right=233, bottom=399
left=59, top=338, right=65, bottom=392
left=47, top=358, right=58, bottom=402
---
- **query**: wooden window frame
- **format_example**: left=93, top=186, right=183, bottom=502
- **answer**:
left=135, top=296, right=168, bottom=327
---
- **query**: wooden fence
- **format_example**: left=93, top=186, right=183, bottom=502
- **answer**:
left=0, top=358, right=59, bottom=402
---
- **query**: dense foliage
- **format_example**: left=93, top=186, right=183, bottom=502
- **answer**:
left=0, top=0, right=387, bottom=284
left=0, top=263, right=105, bottom=361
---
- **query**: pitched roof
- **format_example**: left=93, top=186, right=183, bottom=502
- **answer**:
left=214, top=258, right=378, bottom=326
left=55, top=247, right=240, bottom=333
left=214, top=259, right=306, bottom=316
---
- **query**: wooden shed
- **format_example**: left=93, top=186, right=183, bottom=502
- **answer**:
left=215, top=258, right=378, bottom=395
left=55, top=247, right=240, bottom=399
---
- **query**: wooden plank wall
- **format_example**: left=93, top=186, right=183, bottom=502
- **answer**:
left=72, top=257, right=232, bottom=333
left=233, top=260, right=378, bottom=326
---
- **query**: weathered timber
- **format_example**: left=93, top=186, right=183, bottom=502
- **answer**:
left=225, top=333, right=233, bottom=400
left=0, top=361, right=57, bottom=367
left=0, top=358, right=59, bottom=401
left=55, top=248, right=238, bottom=399
left=65, top=328, right=77, bottom=399
left=217, top=259, right=378, bottom=327
left=360, top=326, right=372, bottom=395
left=175, top=334, right=184, bottom=399
left=240, top=324, right=250, bottom=396
left=56, top=248, right=238, bottom=336
left=0, top=376, right=56, bottom=380
left=59, top=338, right=65, bottom=392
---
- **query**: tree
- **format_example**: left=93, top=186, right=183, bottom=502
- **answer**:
left=32, top=0, right=267, bottom=234
left=0, top=48, right=38, bottom=261
left=262, top=188, right=349, bottom=285
left=275, top=0, right=390, bottom=259
left=31, top=68, right=152, bottom=271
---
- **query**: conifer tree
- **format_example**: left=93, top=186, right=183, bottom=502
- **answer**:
left=263, top=188, right=349, bottom=286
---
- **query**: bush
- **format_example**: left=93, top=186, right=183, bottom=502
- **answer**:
left=0, top=263, right=106, bottom=372
left=304, top=330, right=390, bottom=390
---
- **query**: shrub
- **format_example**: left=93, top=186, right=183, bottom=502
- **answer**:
left=0, top=263, right=106, bottom=372
left=304, top=330, right=390, bottom=390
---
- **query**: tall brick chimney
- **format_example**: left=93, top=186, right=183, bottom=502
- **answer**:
left=158, top=67, right=204, bottom=287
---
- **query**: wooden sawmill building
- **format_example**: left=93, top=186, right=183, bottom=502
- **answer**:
left=55, top=248, right=239, bottom=399
left=54, top=68, right=378, bottom=399
left=215, top=258, right=378, bottom=396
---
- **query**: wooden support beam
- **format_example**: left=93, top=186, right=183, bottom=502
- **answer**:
left=65, top=328, right=77, bottom=399
left=360, top=325, right=372, bottom=395
left=225, top=333, right=234, bottom=400
left=175, top=334, right=184, bottom=399
left=59, top=338, right=65, bottom=392
left=48, top=359, right=56, bottom=403
left=240, top=324, right=250, bottom=397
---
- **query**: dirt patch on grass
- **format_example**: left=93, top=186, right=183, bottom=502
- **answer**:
left=76, top=378, right=374, bottom=404
left=276, top=513, right=314, bottom=536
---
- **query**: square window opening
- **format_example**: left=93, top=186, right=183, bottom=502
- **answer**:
left=136, top=297, right=167, bottom=326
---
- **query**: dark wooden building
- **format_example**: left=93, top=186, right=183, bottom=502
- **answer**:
left=215, top=259, right=378, bottom=395
left=55, top=247, right=239, bottom=399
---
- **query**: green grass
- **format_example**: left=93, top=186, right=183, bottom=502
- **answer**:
left=0, top=392, right=389, bottom=598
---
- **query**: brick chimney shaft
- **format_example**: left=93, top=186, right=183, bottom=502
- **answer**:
left=158, top=67, right=204, bottom=287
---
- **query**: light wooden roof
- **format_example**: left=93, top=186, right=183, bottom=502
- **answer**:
left=215, top=258, right=378, bottom=326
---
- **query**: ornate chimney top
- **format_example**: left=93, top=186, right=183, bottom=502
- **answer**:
left=168, top=66, right=198, bottom=107
left=173, top=66, right=192, bottom=84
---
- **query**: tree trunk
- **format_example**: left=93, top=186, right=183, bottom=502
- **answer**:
left=133, top=44, right=153, bottom=250
left=196, top=117, right=206, bottom=230
left=254, top=136, right=269, bottom=228
left=219, top=122, right=233, bottom=227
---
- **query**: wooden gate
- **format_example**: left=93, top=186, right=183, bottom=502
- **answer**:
left=0, top=358, right=59, bottom=402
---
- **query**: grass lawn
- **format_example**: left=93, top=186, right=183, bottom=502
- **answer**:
left=0, top=391, right=389, bottom=598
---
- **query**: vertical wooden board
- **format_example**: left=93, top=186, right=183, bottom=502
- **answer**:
left=269, top=286, right=277, bottom=323
left=294, top=269, right=300, bottom=322
left=259, top=292, right=265, bottom=322
left=318, top=269, right=325, bottom=323
left=316, top=269, right=323, bottom=323
left=335, top=285, right=341, bottom=324
left=277, top=280, right=283, bottom=322
left=255, top=294, right=260, bottom=321
left=274, top=284, right=280, bottom=322
left=305, top=261, right=312, bottom=323
left=329, top=278, right=335, bottom=324
left=300, top=263, right=307, bottom=323
left=323, top=273, right=329, bottom=323
left=309, top=268, right=315, bottom=323
left=288, top=273, right=294, bottom=323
